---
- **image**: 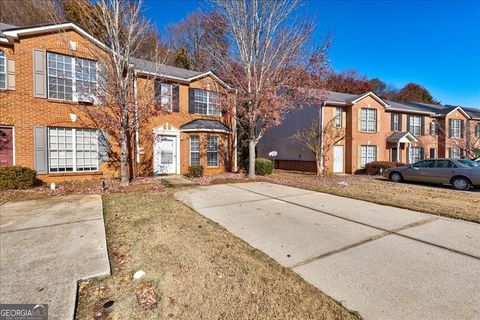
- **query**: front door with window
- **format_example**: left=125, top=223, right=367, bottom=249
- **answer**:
left=333, top=145, right=344, bottom=173
left=154, top=135, right=177, bottom=174
left=0, top=127, right=13, bottom=166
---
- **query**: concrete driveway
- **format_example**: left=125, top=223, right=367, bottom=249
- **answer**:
left=176, top=182, right=480, bottom=320
left=0, top=195, right=110, bottom=320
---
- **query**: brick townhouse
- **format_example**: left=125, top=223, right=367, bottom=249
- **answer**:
left=258, top=91, right=480, bottom=174
left=0, top=22, right=236, bottom=182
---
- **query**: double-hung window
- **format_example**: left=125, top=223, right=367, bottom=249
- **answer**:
left=0, top=50, right=6, bottom=89
left=429, top=122, right=437, bottom=135
left=409, top=147, right=423, bottom=163
left=450, top=119, right=461, bottom=139
left=48, top=127, right=99, bottom=172
left=392, top=113, right=400, bottom=131
left=47, top=52, right=97, bottom=102
left=207, top=136, right=218, bottom=167
left=190, top=136, right=200, bottom=166
left=409, top=115, right=422, bottom=136
left=475, top=124, right=480, bottom=138
left=360, top=145, right=376, bottom=168
left=449, top=147, right=461, bottom=159
left=335, top=108, right=342, bottom=128
left=193, top=89, right=221, bottom=115
left=360, top=109, right=377, bottom=132
left=154, top=82, right=173, bottom=111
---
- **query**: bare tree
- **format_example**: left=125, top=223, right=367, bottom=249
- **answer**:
left=431, top=120, right=480, bottom=159
left=291, top=117, right=345, bottom=175
left=0, top=0, right=63, bottom=26
left=65, top=0, right=168, bottom=185
left=210, top=0, right=329, bottom=178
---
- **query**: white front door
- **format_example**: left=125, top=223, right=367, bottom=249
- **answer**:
left=333, top=145, right=344, bottom=173
left=154, top=135, right=177, bottom=174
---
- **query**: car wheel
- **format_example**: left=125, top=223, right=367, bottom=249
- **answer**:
left=390, top=172, right=403, bottom=183
left=451, top=176, right=471, bottom=191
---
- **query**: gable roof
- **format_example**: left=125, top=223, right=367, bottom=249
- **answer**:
left=324, top=91, right=389, bottom=107
left=0, top=21, right=234, bottom=90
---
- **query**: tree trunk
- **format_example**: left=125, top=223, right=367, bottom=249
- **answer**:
left=315, top=152, right=323, bottom=176
left=120, top=124, right=129, bottom=186
left=248, top=139, right=256, bottom=179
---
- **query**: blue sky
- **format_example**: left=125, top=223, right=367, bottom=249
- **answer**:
left=143, top=0, right=480, bottom=108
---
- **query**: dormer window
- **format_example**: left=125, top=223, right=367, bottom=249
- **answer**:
left=47, top=52, right=97, bottom=102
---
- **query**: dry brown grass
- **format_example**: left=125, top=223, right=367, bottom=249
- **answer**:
left=75, top=191, right=360, bottom=320
left=257, top=171, right=480, bottom=223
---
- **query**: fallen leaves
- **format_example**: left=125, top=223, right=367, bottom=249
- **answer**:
left=134, top=282, right=158, bottom=310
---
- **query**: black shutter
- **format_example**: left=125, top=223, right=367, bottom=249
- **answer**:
left=421, top=116, right=425, bottom=135
left=172, top=85, right=179, bottom=112
left=398, top=114, right=403, bottom=131
left=188, top=88, right=195, bottom=114
left=391, top=113, right=395, bottom=131
left=460, top=120, right=465, bottom=139
left=448, top=119, right=452, bottom=138
left=448, top=148, right=452, bottom=158
left=98, top=130, right=110, bottom=163
left=406, top=147, right=410, bottom=164
left=420, top=147, right=425, bottom=160
left=406, top=115, right=411, bottom=134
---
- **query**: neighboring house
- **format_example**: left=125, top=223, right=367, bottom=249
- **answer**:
left=258, top=91, right=480, bottom=174
left=0, top=22, right=236, bottom=182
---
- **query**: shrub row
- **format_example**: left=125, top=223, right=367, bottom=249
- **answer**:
left=364, top=161, right=406, bottom=175
left=0, top=166, right=37, bottom=190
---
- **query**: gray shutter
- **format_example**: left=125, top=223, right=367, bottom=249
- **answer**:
left=172, top=85, right=179, bottom=112
left=420, top=147, right=425, bottom=160
left=188, top=88, right=195, bottom=114
left=460, top=120, right=465, bottom=139
left=398, top=114, right=403, bottom=131
left=7, top=58, right=15, bottom=90
left=421, top=116, right=425, bottom=135
left=406, top=147, right=410, bottom=164
left=34, top=127, right=48, bottom=174
left=448, top=119, right=452, bottom=138
left=406, top=115, right=411, bottom=134
left=448, top=148, right=452, bottom=158
left=33, top=49, right=47, bottom=98
left=390, top=113, right=395, bottom=131
left=98, top=130, right=110, bottom=162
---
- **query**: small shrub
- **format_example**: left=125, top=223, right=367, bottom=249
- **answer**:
left=364, top=161, right=406, bottom=175
left=0, top=166, right=37, bottom=190
left=255, top=158, right=273, bottom=176
left=187, top=165, right=204, bottom=178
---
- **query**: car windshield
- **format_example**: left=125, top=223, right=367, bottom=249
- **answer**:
left=458, top=159, right=480, bottom=167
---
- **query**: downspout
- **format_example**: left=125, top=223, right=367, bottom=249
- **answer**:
left=319, top=102, right=324, bottom=174
left=133, top=72, right=140, bottom=166
left=233, top=90, right=238, bottom=172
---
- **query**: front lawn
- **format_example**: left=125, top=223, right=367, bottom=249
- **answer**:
left=75, top=191, right=360, bottom=319
left=195, top=171, right=480, bottom=223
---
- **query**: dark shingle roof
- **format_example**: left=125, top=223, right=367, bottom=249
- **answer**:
left=386, top=132, right=417, bottom=143
left=131, top=57, right=202, bottom=80
left=180, top=119, right=231, bottom=133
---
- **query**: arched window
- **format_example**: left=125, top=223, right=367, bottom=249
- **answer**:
left=0, top=50, right=6, bottom=89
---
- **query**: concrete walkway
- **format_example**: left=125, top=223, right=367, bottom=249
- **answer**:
left=0, top=195, right=110, bottom=320
left=176, top=182, right=480, bottom=320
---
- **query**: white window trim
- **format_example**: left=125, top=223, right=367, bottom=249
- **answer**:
left=0, top=125, right=15, bottom=165
left=189, top=135, right=200, bottom=166
left=361, top=108, right=377, bottom=132
left=194, top=89, right=221, bottom=116
left=450, top=147, right=461, bottom=159
left=48, top=127, right=100, bottom=173
left=207, top=136, right=219, bottom=167
left=409, top=147, right=423, bottom=164
left=360, top=145, right=376, bottom=168
left=335, top=108, right=342, bottom=128
left=47, top=52, right=98, bottom=103
left=0, top=50, right=6, bottom=90
left=392, top=113, right=399, bottom=131
left=450, top=119, right=461, bottom=139
left=410, top=115, right=422, bottom=136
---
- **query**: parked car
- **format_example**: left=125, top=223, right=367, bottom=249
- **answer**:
left=384, top=158, right=480, bottom=190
